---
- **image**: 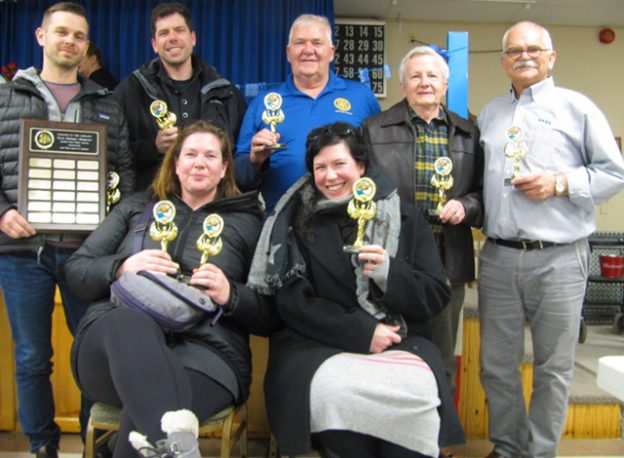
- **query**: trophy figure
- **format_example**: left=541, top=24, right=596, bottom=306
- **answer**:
left=503, top=125, right=527, bottom=184
left=149, top=200, right=178, bottom=252
left=430, top=157, right=454, bottom=215
left=196, top=214, right=224, bottom=265
left=261, top=92, right=286, bottom=151
left=343, top=178, right=377, bottom=253
left=150, top=100, right=177, bottom=130
left=106, top=171, right=121, bottom=213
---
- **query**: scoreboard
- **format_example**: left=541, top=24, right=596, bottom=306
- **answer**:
left=334, top=20, right=386, bottom=97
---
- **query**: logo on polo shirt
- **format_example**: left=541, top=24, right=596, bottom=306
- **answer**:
left=333, top=97, right=352, bottom=114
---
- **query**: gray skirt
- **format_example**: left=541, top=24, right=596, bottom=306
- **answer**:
left=310, top=350, right=441, bottom=457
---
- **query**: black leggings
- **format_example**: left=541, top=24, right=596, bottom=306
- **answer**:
left=75, top=307, right=234, bottom=458
left=313, top=430, right=432, bottom=458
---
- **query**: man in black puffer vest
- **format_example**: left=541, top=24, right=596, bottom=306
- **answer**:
left=0, top=3, right=134, bottom=458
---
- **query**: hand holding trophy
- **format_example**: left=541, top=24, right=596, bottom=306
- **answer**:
left=149, top=200, right=178, bottom=252
left=430, top=157, right=454, bottom=215
left=260, top=92, right=286, bottom=151
left=196, top=214, right=224, bottom=266
left=343, top=177, right=377, bottom=253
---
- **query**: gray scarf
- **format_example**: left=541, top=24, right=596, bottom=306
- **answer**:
left=247, top=174, right=402, bottom=326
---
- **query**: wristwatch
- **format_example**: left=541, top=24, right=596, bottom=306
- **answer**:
left=554, top=174, right=566, bottom=196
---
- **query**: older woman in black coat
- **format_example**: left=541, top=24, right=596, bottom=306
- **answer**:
left=248, top=122, right=464, bottom=458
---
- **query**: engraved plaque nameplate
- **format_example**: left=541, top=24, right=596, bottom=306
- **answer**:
left=18, top=119, right=107, bottom=233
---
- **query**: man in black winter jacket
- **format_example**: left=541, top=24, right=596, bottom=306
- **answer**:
left=114, top=2, right=246, bottom=190
left=0, top=3, right=134, bottom=458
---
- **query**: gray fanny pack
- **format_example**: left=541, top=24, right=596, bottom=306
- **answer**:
left=110, top=270, right=222, bottom=332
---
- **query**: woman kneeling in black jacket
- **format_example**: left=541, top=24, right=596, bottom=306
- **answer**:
left=66, top=121, right=279, bottom=458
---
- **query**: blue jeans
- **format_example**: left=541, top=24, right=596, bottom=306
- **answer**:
left=0, top=245, right=90, bottom=452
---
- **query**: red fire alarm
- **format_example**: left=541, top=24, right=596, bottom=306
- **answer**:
left=599, top=28, right=615, bottom=44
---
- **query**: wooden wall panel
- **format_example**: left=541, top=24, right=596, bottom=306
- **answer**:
left=2, top=291, right=621, bottom=440
left=459, top=315, right=620, bottom=439
left=0, top=294, right=17, bottom=431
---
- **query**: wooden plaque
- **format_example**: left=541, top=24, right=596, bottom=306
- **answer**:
left=18, top=119, right=107, bottom=233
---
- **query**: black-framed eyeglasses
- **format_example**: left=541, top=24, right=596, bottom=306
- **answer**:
left=307, top=123, right=358, bottom=143
left=503, top=46, right=551, bottom=59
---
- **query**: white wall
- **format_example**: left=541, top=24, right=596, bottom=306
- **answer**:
left=374, top=19, right=624, bottom=231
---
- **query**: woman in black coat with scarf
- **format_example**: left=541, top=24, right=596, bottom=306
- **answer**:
left=248, top=122, right=465, bottom=458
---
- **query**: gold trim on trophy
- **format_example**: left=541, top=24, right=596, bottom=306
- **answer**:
left=106, top=171, right=120, bottom=212
left=343, top=177, right=377, bottom=253
left=430, top=156, right=454, bottom=215
left=150, top=100, right=177, bottom=130
left=196, top=214, right=224, bottom=265
left=261, top=92, right=286, bottom=151
left=149, top=200, right=178, bottom=252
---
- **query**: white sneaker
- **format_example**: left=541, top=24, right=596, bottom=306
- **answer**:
left=129, top=409, right=200, bottom=458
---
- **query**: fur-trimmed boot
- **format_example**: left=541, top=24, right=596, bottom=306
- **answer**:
left=129, top=409, right=200, bottom=458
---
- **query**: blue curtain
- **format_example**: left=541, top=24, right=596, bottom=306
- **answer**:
left=0, top=0, right=334, bottom=86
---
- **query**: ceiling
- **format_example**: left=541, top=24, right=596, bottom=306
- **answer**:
left=333, top=0, right=624, bottom=27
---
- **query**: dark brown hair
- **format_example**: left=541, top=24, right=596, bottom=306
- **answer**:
left=151, top=121, right=239, bottom=200
left=305, top=122, right=370, bottom=173
left=85, top=41, right=101, bottom=63
left=150, top=2, right=193, bottom=37
left=42, top=2, right=88, bottom=29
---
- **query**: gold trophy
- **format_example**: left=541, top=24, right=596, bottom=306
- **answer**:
left=343, top=178, right=377, bottom=253
left=150, top=100, right=177, bottom=130
left=149, top=200, right=178, bottom=252
left=261, top=92, right=286, bottom=151
left=196, top=214, right=224, bottom=265
left=106, top=171, right=121, bottom=213
left=503, top=125, right=527, bottom=185
left=430, top=157, right=454, bottom=215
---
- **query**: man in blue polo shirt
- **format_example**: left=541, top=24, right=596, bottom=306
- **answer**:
left=234, top=14, right=380, bottom=214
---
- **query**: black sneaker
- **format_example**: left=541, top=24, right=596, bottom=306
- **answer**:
left=35, top=444, right=58, bottom=458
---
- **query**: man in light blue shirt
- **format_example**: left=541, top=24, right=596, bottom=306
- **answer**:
left=234, top=14, right=380, bottom=215
left=478, top=21, right=624, bottom=458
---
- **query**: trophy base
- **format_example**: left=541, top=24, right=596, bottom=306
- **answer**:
left=343, top=244, right=361, bottom=254
left=176, top=273, right=192, bottom=284
left=504, top=177, right=514, bottom=186
left=263, top=143, right=287, bottom=152
left=176, top=273, right=207, bottom=290
left=427, top=209, right=440, bottom=216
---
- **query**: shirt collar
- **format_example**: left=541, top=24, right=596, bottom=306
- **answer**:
left=408, top=105, right=448, bottom=125
left=508, top=76, right=554, bottom=103
left=284, top=71, right=344, bottom=97
left=156, top=55, right=202, bottom=87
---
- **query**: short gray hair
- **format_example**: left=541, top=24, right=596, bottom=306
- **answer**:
left=399, top=46, right=450, bottom=84
left=288, top=14, right=333, bottom=45
left=502, top=21, right=553, bottom=53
